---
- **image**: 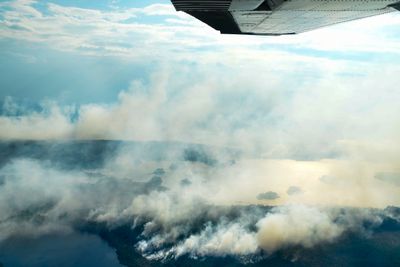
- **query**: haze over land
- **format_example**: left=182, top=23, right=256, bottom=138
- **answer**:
left=1, top=0, right=400, bottom=266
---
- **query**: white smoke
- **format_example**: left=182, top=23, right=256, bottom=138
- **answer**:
left=135, top=204, right=391, bottom=260
left=1, top=68, right=400, bottom=260
left=256, top=206, right=343, bottom=252
left=138, top=205, right=343, bottom=259
left=0, top=156, right=398, bottom=262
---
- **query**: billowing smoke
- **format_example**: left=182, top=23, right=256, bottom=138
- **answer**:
left=0, top=146, right=398, bottom=263
left=1, top=70, right=400, bottom=264
left=1, top=1, right=400, bottom=265
left=256, top=206, right=343, bottom=253
left=136, top=205, right=347, bottom=259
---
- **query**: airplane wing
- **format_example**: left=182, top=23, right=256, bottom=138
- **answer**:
left=171, top=0, right=400, bottom=35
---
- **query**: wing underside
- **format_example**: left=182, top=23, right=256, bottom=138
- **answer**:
left=171, top=0, right=400, bottom=35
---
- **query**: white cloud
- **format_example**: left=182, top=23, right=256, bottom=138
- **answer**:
left=1, top=1, right=400, bottom=60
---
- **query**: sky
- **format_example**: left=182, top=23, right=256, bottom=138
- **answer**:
left=1, top=0, right=400, bottom=208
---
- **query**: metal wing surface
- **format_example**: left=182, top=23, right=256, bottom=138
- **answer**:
left=171, top=0, right=400, bottom=35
